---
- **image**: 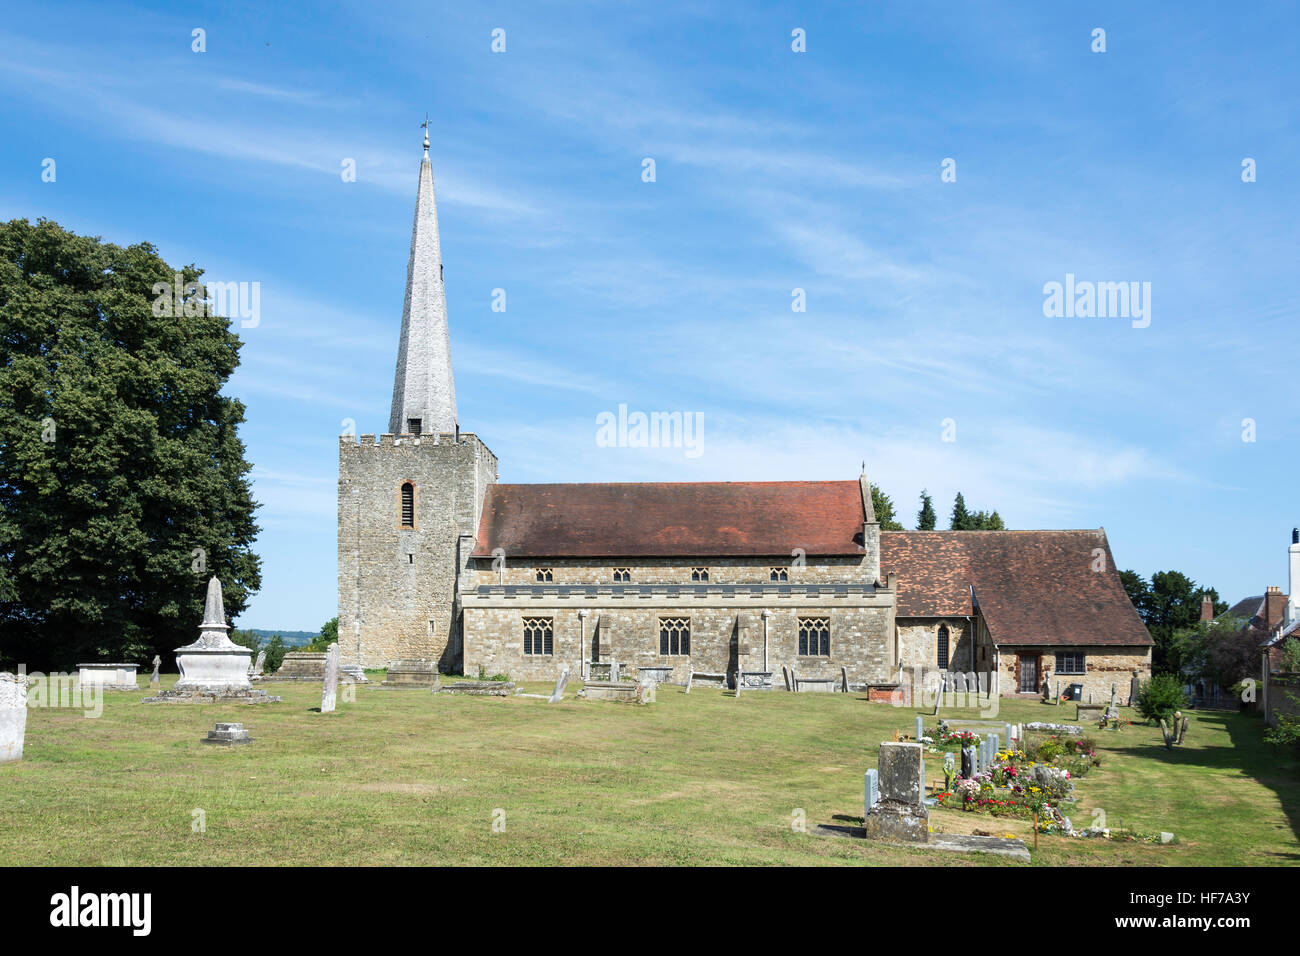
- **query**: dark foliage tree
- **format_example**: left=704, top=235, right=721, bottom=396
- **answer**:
left=916, top=489, right=936, bottom=531
left=0, top=218, right=260, bottom=669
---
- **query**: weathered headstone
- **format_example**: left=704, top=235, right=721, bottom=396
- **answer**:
left=915, top=715, right=924, bottom=742
left=966, top=672, right=977, bottom=697
left=782, top=665, right=793, bottom=692
left=548, top=667, right=569, bottom=704
left=864, top=769, right=879, bottom=815
left=1177, top=716, right=1189, bottom=745
left=1004, top=722, right=1012, bottom=751
left=150, top=655, right=161, bottom=688
left=960, top=743, right=975, bottom=779
left=320, top=642, right=339, bottom=713
left=684, top=670, right=695, bottom=694
left=1129, top=670, right=1141, bottom=707
left=862, top=742, right=928, bottom=843
left=977, top=672, right=988, bottom=697
left=840, top=666, right=849, bottom=693
left=953, top=672, right=967, bottom=694
left=249, top=650, right=266, bottom=678
left=0, top=672, right=28, bottom=763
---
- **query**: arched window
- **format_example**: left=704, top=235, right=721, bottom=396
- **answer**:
left=400, top=482, right=415, bottom=528
left=937, top=624, right=950, bottom=670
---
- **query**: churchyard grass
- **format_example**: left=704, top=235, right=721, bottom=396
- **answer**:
left=1, top=678, right=1296, bottom=866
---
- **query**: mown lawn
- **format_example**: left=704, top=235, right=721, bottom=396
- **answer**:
left=1, top=677, right=1296, bottom=866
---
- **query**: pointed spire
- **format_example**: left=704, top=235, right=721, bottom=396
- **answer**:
left=389, top=131, right=458, bottom=436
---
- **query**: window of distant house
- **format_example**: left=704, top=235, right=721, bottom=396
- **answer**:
left=937, top=624, right=950, bottom=670
left=659, top=617, right=691, bottom=656
left=1055, top=652, right=1086, bottom=675
left=691, top=567, right=709, bottom=582
left=798, top=616, right=831, bottom=656
left=523, top=617, right=554, bottom=656
left=399, top=482, right=415, bottom=528
left=535, top=568, right=553, bottom=583
left=612, top=568, right=631, bottom=583
left=769, top=567, right=789, bottom=582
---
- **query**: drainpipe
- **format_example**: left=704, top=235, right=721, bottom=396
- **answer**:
left=577, top=610, right=588, bottom=681
left=761, top=609, right=771, bottom=672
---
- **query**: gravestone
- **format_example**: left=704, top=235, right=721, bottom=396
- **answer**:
left=264, top=651, right=328, bottom=681
left=840, top=666, right=849, bottom=693
left=862, top=742, right=928, bottom=843
left=1130, top=670, right=1141, bottom=707
left=77, top=663, right=140, bottom=692
left=931, top=676, right=943, bottom=716
left=150, top=656, right=161, bottom=688
left=733, top=668, right=741, bottom=698
left=942, top=752, right=955, bottom=792
left=684, top=670, right=695, bottom=694
left=1177, top=716, right=1189, bottom=744
left=915, top=715, right=924, bottom=742
left=248, top=650, right=266, bottom=678
left=966, top=672, right=977, bottom=696
left=0, top=672, right=28, bottom=763
left=864, top=769, right=879, bottom=816
left=320, top=643, right=340, bottom=713
left=1004, top=722, right=1012, bottom=751
left=960, top=743, right=975, bottom=779
left=977, top=672, right=988, bottom=697
left=548, top=667, right=569, bottom=703
left=990, top=733, right=999, bottom=760
left=202, top=722, right=253, bottom=746
left=954, top=672, right=967, bottom=694
left=608, top=660, right=620, bottom=682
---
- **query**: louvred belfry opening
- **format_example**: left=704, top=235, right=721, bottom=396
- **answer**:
left=400, top=482, right=415, bottom=528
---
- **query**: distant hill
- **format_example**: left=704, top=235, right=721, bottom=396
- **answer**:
left=236, top=629, right=320, bottom=648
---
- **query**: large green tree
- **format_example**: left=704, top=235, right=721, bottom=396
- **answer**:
left=0, top=218, right=260, bottom=669
left=948, top=492, right=1006, bottom=530
left=1119, top=569, right=1225, bottom=674
left=870, top=484, right=904, bottom=531
left=915, top=489, right=936, bottom=530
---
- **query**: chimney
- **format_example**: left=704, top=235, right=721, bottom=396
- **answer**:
left=1199, top=594, right=1214, bottom=622
left=1289, top=528, right=1300, bottom=625
left=1264, top=586, right=1286, bottom=631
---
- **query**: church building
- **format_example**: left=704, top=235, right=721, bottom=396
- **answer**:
left=337, top=139, right=1154, bottom=700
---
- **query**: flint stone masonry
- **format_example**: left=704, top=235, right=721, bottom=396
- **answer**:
left=863, top=742, right=929, bottom=843
left=202, top=723, right=253, bottom=746
left=0, top=672, right=28, bottom=762
left=381, top=659, right=441, bottom=688
left=265, top=652, right=328, bottom=681
left=77, top=663, right=139, bottom=692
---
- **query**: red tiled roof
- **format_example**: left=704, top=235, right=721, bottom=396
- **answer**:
left=471, top=481, right=866, bottom=558
left=881, top=530, right=1153, bottom=647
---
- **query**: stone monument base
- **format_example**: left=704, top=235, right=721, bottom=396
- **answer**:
left=143, top=687, right=281, bottom=704
left=263, top=652, right=327, bottom=681
left=437, top=681, right=514, bottom=697
left=862, top=799, right=930, bottom=843
left=202, top=722, right=254, bottom=745
left=340, top=664, right=369, bottom=683
left=579, top=681, right=655, bottom=704
left=381, top=660, right=440, bottom=688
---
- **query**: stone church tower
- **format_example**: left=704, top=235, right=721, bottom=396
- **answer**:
left=337, top=131, right=497, bottom=671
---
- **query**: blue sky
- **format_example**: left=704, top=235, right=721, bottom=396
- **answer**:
left=2, top=2, right=1298, bottom=630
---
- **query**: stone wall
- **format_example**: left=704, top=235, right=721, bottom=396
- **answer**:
left=897, top=618, right=973, bottom=672
left=463, top=602, right=896, bottom=684
left=337, top=432, right=497, bottom=670
left=477, top=555, right=874, bottom=586
left=996, top=645, right=1151, bottom=701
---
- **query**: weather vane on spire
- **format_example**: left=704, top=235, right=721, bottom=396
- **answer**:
left=420, top=113, right=430, bottom=154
